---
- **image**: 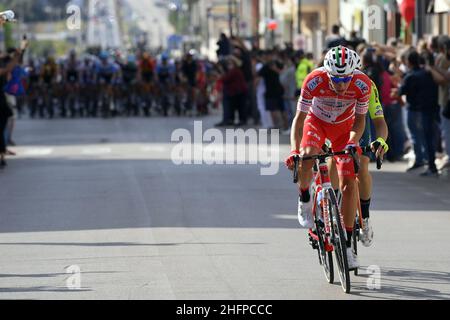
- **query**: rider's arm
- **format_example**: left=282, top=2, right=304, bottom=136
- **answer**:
left=349, top=114, right=366, bottom=143
left=372, top=118, right=388, bottom=142
left=369, top=84, right=388, bottom=142
left=290, top=111, right=307, bottom=152
left=350, top=80, right=372, bottom=143
left=291, top=74, right=316, bottom=151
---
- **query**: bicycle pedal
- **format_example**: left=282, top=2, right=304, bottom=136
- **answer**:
left=308, top=237, right=318, bottom=250
left=310, top=241, right=318, bottom=250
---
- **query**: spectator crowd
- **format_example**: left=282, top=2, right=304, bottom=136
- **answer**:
left=2, top=19, right=450, bottom=176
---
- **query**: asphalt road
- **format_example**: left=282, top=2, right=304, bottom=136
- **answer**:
left=0, top=115, right=450, bottom=300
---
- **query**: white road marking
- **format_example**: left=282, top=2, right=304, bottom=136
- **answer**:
left=22, top=148, right=54, bottom=156
left=140, top=146, right=169, bottom=153
left=81, top=147, right=112, bottom=155
left=272, top=214, right=297, bottom=220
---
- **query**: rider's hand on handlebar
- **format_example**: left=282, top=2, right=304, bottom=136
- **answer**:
left=371, top=137, right=389, bottom=159
left=345, top=140, right=364, bottom=158
left=285, top=150, right=300, bottom=171
left=345, top=140, right=358, bottom=153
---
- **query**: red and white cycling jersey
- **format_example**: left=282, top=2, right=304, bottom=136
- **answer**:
left=297, top=67, right=372, bottom=124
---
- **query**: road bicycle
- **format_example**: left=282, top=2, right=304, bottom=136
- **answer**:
left=292, top=145, right=381, bottom=293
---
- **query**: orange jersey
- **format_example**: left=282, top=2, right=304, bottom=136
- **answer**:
left=297, top=67, right=372, bottom=124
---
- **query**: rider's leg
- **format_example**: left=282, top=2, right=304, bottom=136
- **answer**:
left=340, top=176, right=358, bottom=230
left=296, top=146, right=321, bottom=228
left=297, top=115, right=327, bottom=227
left=358, top=155, right=375, bottom=247
left=299, top=115, right=327, bottom=196
left=328, top=158, right=340, bottom=192
left=358, top=155, right=372, bottom=219
left=340, top=175, right=358, bottom=249
left=334, top=150, right=358, bottom=248
left=339, top=172, right=360, bottom=268
left=299, top=146, right=320, bottom=192
left=329, top=120, right=358, bottom=235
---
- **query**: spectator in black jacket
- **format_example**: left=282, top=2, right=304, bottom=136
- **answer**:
left=395, top=50, right=440, bottom=176
left=258, top=60, right=289, bottom=132
left=217, top=33, right=231, bottom=60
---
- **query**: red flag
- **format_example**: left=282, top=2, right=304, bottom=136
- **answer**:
left=267, top=19, right=278, bottom=31
left=398, top=0, right=415, bottom=26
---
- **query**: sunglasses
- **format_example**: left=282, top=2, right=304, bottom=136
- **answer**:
left=330, top=75, right=353, bottom=83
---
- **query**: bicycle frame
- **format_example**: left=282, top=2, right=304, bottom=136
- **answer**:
left=309, top=157, right=344, bottom=252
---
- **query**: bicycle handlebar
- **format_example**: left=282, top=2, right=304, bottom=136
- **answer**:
left=292, top=145, right=382, bottom=184
left=293, top=156, right=300, bottom=184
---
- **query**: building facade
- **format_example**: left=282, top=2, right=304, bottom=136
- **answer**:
left=186, top=0, right=449, bottom=59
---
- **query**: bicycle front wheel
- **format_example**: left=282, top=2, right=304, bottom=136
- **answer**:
left=315, top=219, right=334, bottom=284
left=352, top=219, right=359, bottom=276
left=328, top=191, right=351, bottom=293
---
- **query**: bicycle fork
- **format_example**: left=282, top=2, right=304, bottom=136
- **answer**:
left=317, top=160, right=335, bottom=252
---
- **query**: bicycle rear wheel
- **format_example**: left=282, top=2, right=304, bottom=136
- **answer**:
left=328, top=191, right=351, bottom=293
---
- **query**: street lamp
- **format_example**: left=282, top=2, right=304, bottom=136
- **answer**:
left=297, top=0, right=302, bottom=34
left=207, top=6, right=212, bottom=50
left=270, top=0, right=275, bottom=47
left=228, top=0, right=234, bottom=37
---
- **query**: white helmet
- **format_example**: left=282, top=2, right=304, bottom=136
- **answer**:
left=355, top=53, right=362, bottom=70
left=324, top=46, right=360, bottom=76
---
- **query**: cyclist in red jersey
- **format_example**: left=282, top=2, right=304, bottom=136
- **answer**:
left=286, top=46, right=372, bottom=269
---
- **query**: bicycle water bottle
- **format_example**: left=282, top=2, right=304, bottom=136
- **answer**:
left=0, top=10, right=15, bottom=22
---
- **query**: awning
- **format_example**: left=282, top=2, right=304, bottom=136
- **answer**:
left=384, top=0, right=399, bottom=12
left=435, top=0, right=450, bottom=12
left=427, top=0, right=450, bottom=13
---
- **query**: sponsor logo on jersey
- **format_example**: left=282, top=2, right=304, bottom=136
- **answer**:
left=307, top=131, right=321, bottom=141
left=375, top=107, right=384, bottom=116
left=345, top=90, right=356, bottom=97
left=355, top=79, right=369, bottom=94
left=307, top=76, right=323, bottom=92
left=336, top=157, right=353, bottom=164
left=308, top=122, right=318, bottom=131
